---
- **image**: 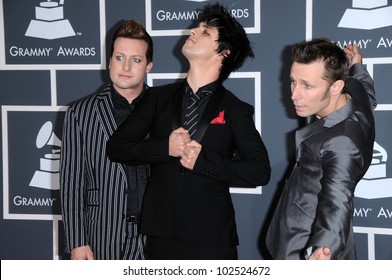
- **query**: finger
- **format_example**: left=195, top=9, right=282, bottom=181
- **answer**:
left=187, top=140, right=201, bottom=148
left=173, top=127, right=189, bottom=135
left=183, top=135, right=192, bottom=144
left=343, top=47, right=353, bottom=56
left=180, top=157, right=190, bottom=168
left=322, top=246, right=332, bottom=256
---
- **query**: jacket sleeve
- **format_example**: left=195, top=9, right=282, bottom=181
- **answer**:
left=107, top=91, right=170, bottom=165
left=60, top=107, right=87, bottom=252
left=309, top=135, right=362, bottom=259
left=349, top=63, right=376, bottom=110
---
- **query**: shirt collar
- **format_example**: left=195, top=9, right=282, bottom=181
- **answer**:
left=110, top=83, right=149, bottom=106
left=184, top=79, right=219, bottom=98
left=322, top=94, right=353, bottom=128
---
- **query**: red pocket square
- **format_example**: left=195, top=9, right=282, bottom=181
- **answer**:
left=210, top=110, right=226, bottom=124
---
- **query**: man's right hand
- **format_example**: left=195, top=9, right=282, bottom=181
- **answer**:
left=169, top=127, right=191, bottom=157
left=71, top=245, right=94, bottom=260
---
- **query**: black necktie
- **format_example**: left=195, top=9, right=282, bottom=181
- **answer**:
left=183, top=85, right=212, bottom=137
left=184, top=93, right=200, bottom=137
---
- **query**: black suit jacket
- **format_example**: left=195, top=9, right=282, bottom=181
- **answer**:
left=107, top=81, right=271, bottom=247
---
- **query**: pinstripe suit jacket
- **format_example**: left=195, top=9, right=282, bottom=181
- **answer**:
left=60, top=85, right=147, bottom=259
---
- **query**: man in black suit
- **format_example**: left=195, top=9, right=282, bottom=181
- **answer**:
left=266, top=39, right=376, bottom=260
left=107, top=3, right=271, bottom=259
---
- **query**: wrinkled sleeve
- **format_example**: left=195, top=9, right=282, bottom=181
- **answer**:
left=308, top=135, right=362, bottom=259
left=349, top=63, right=376, bottom=110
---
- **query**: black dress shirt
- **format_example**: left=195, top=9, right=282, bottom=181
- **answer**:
left=111, top=84, right=149, bottom=216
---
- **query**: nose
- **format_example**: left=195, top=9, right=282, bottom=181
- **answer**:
left=190, top=27, right=198, bottom=37
left=123, top=58, right=131, bottom=71
left=291, top=84, right=300, bottom=101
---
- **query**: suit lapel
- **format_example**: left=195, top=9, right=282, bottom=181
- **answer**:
left=171, top=82, right=185, bottom=131
left=295, top=118, right=324, bottom=158
left=192, top=85, right=225, bottom=142
left=171, top=81, right=225, bottom=142
left=95, top=87, right=127, bottom=177
left=95, top=87, right=117, bottom=139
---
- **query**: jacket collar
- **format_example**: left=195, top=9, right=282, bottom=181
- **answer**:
left=295, top=93, right=354, bottom=149
left=95, top=85, right=117, bottom=139
left=193, top=83, right=225, bottom=142
left=172, top=80, right=225, bottom=142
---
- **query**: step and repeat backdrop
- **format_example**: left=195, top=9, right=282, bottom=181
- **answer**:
left=0, top=0, right=391, bottom=259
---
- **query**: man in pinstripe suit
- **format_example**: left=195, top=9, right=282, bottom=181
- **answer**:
left=60, top=19, right=153, bottom=260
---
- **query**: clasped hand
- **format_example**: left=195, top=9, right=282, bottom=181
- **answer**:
left=169, top=127, right=202, bottom=170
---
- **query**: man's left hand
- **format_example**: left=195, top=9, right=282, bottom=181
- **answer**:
left=308, top=247, right=332, bottom=260
left=180, top=140, right=202, bottom=170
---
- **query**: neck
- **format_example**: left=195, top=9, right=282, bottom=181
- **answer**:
left=186, top=65, right=219, bottom=93
left=114, top=84, right=143, bottom=104
left=337, top=92, right=351, bottom=109
left=316, top=93, right=351, bottom=119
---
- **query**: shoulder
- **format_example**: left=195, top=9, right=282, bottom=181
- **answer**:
left=148, top=82, right=182, bottom=95
left=319, top=118, right=373, bottom=157
left=67, top=85, right=111, bottom=113
left=220, top=86, right=254, bottom=114
left=142, top=82, right=183, bottom=106
left=345, top=77, right=365, bottom=93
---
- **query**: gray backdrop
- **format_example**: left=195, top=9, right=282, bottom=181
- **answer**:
left=1, top=0, right=391, bottom=260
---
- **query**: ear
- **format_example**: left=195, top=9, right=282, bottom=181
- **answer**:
left=220, top=49, right=230, bottom=58
left=217, top=49, right=230, bottom=61
left=330, top=79, right=345, bottom=96
left=108, top=57, right=112, bottom=69
left=146, top=61, right=153, bottom=74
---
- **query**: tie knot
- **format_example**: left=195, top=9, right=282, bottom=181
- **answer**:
left=185, top=85, right=211, bottom=103
left=197, top=89, right=211, bottom=99
left=191, top=94, right=200, bottom=102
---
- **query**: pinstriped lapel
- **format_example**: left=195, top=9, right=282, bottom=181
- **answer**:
left=95, top=86, right=117, bottom=140
left=95, top=86, right=127, bottom=178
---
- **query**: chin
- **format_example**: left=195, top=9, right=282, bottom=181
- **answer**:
left=295, top=111, right=309, bottom=118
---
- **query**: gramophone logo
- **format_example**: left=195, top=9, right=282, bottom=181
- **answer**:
left=25, top=0, right=76, bottom=40
left=29, top=121, right=61, bottom=190
left=338, top=0, right=392, bottom=30
left=355, top=142, right=392, bottom=199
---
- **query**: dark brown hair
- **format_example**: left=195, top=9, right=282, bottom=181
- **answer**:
left=292, top=37, right=349, bottom=84
left=110, top=19, right=153, bottom=63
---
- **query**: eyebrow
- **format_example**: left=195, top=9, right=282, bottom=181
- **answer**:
left=200, top=22, right=215, bottom=30
left=290, top=76, right=313, bottom=85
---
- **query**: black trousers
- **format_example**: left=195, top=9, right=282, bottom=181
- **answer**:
left=147, top=235, right=238, bottom=260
